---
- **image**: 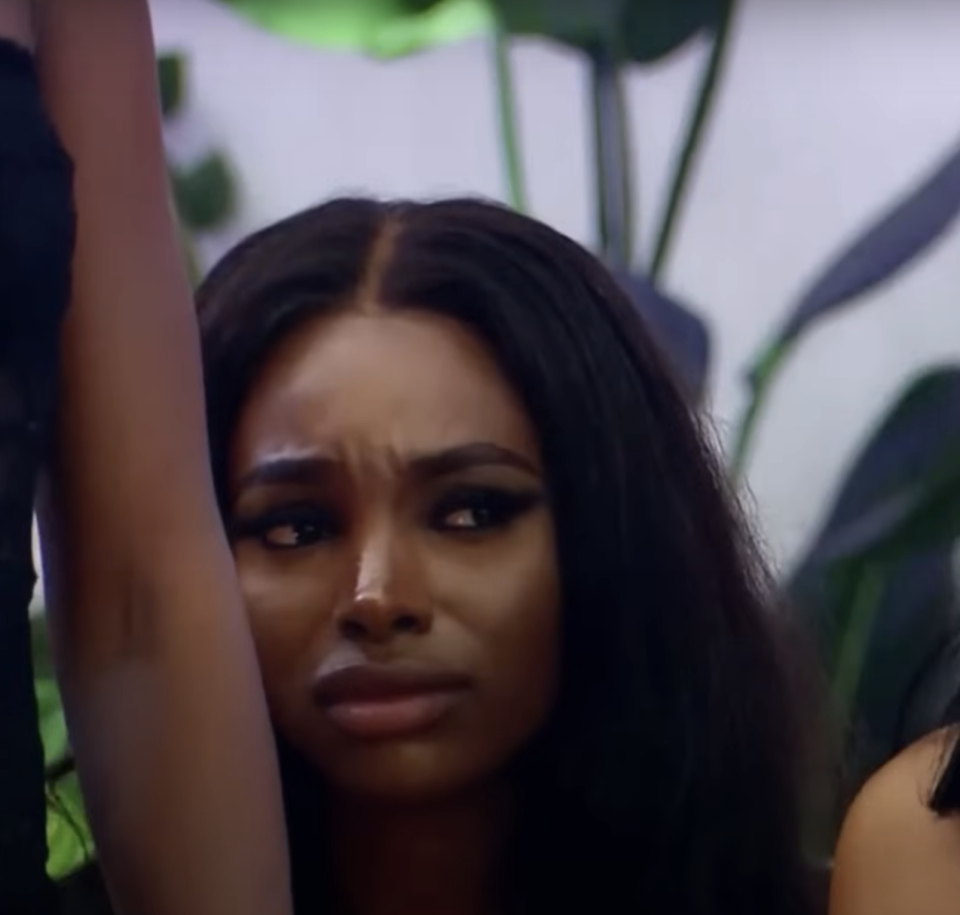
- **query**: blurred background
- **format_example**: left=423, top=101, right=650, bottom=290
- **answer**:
left=34, top=0, right=960, bottom=888
left=150, top=0, right=960, bottom=572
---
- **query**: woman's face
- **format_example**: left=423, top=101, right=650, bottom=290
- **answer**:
left=228, top=309, right=560, bottom=802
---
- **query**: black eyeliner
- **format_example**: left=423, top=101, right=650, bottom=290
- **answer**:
left=429, top=485, right=545, bottom=532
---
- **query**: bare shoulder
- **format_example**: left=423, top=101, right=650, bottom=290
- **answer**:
left=830, top=727, right=960, bottom=915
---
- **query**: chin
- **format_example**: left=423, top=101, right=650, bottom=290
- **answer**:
left=311, top=739, right=503, bottom=807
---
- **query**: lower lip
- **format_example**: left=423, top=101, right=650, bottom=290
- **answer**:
left=324, top=690, right=464, bottom=740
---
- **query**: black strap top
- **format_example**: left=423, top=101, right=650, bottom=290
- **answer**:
left=0, top=37, right=75, bottom=915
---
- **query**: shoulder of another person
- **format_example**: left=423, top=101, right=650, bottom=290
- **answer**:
left=830, top=727, right=960, bottom=915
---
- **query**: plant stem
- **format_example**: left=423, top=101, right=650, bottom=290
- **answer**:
left=491, top=25, right=527, bottom=212
left=589, top=42, right=633, bottom=267
left=727, top=340, right=785, bottom=479
left=650, top=0, right=738, bottom=282
left=182, top=232, right=201, bottom=287
left=831, top=562, right=887, bottom=732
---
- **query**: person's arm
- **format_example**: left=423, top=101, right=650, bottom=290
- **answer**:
left=830, top=730, right=960, bottom=915
left=32, top=2, right=291, bottom=914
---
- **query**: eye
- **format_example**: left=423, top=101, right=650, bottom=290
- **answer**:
left=232, top=504, right=340, bottom=551
left=430, top=486, right=542, bottom=534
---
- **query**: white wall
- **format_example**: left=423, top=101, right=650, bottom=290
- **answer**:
left=147, top=0, right=960, bottom=572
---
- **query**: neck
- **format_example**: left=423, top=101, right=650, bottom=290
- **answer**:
left=326, top=781, right=513, bottom=915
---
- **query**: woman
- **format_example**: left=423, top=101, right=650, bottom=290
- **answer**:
left=14, top=1, right=816, bottom=913
left=830, top=728, right=960, bottom=914
left=192, top=195, right=817, bottom=915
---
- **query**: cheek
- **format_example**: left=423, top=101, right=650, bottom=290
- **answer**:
left=232, top=547, right=341, bottom=697
left=438, top=518, right=561, bottom=716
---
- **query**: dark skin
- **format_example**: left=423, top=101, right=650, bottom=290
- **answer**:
left=227, top=307, right=561, bottom=915
left=31, top=2, right=290, bottom=912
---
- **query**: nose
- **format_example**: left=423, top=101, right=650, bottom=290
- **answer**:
left=336, top=527, right=432, bottom=644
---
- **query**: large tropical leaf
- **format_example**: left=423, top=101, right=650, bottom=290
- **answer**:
left=216, top=0, right=723, bottom=63
left=32, top=615, right=92, bottom=880
left=793, top=549, right=958, bottom=791
left=735, top=141, right=960, bottom=475
left=492, top=0, right=624, bottom=45
left=615, top=271, right=712, bottom=403
left=856, top=550, right=959, bottom=761
left=218, top=0, right=492, bottom=58
left=896, top=589, right=960, bottom=749
left=789, top=366, right=960, bottom=787
left=497, top=0, right=727, bottom=63
left=619, top=0, right=728, bottom=63
left=777, top=139, right=960, bottom=346
left=800, top=367, right=960, bottom=565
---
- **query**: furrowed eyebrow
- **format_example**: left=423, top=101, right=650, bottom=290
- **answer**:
left=234, top=441, right=539, bottom=499
left=234, top=455, right=336, bottom=496
left=407, top=442, right=539, bottom=480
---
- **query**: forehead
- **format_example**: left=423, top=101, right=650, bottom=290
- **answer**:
left=230, top=309, right=540, bottom=467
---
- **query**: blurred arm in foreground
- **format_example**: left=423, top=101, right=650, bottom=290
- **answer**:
left=33, top=1, right=291, bottom=913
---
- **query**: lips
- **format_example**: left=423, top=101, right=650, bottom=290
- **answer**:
left=312, top=663, right=471, bottom=740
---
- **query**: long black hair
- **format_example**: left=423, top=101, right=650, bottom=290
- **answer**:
left=928, top=655, right=960, bottom=814
left=193, top=196, right=817, bottom=915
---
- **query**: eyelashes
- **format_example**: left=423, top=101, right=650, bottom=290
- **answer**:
left=231, top=485, right=544, bottom=552
left=230, top=503, right=340, bottom=550
left=428, top=486, right=543, bottom=534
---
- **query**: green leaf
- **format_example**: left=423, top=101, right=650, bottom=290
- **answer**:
left=35, top=675, right=68, bottom=763
left=46, top=772, right=92, bottom=880
left=157, top=52, right=187, bottom=119
left=492, top=0, right=624, bottom=46
left=30, top=610, right=54, bottom=679
left=215, top=0, right=723, bottom=63
left=219, top=0, right=493, bottom=58
left=496, top=0, right=727, bottom=63
left=801, top=367, right=960, bottom=566
left=794, top=549, right=959, bottom=796
left=777, top=138, right=960, bottom=348
left=734, top=134, right=960, bottom=475
left=619, top=0, right=727, bottom=63
left=789, top=366, right=960, bottom=791
left=36, top=680, right=94, bottom=878
left=614, top=271, right=712, bottom=403
left=32, top=615, right=94, bottom=878
left=171, top=154, right=237, bottom=231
